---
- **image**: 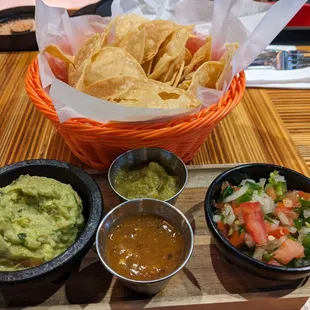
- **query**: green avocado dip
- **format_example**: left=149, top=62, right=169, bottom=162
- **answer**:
left=114, top=162, right=179, bottom=200
left=0, top=175, right=84, bottom=271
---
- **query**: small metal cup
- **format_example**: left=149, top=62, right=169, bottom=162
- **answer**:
left=96, top=199, right=194, bottom=295
left=108, top=147, right=188, bottom=205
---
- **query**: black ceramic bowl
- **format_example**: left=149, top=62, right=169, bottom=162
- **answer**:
left=205, top=163, right=310, bottom=281
left=0, top=6, right=38, bottom=51
left=0, top=160, right=103, bottom=289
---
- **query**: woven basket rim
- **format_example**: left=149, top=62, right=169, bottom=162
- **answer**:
left=25, top=57, right=246, bottom=134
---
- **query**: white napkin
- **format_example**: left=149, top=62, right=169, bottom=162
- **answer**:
left=246, top=45, right=310, bottom=89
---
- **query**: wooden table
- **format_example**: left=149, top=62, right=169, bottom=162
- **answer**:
left=0, top=51, right=309, bottom=175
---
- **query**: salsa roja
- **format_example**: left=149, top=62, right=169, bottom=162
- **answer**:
left=105, top=213, right=185, bottom=281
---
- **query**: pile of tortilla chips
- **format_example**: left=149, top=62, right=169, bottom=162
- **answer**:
left=44, top=14, right=238, bottom=110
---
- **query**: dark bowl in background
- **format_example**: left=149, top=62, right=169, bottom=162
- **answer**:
left=204, top=163, right=310, bottom=281
left=0, top=6, right=38, bottom=51
left=0, top=160, right=103, bottom=289
left=72, top=0, right=112, bottom=17
left=95, top=0, right=112, bottom=17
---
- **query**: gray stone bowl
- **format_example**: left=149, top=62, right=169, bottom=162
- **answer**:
left=0, top=159, right=103, bottom=289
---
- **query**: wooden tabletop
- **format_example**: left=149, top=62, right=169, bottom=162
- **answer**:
left=0, top=51, right=309, bottom=176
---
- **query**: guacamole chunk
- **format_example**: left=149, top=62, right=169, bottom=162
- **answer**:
left=0, top=175, right=84, bottom=271
left=114, top=162, right=179, bottom=200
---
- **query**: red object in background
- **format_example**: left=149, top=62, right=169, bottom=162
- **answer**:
left=288, top=4, right=310, bottom=27
left=270, top=2, right=310, bottom=27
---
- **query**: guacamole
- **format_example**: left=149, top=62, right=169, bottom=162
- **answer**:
left=114, top=162, right=179, bottom=200
left=0, top=175, right=84, bottom=271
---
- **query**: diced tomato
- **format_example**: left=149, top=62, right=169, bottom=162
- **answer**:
left=240, top=202, right=268, bottom=246
left=229, top=231, right=245, bottom=248
left=217, top=221, right=229, bottom=237
left=264, top=221, right=277, bottom=234
left=266, top=186, right=277, bottom=200
left=299, top=191, right=310, bottom=201
left=217, top=221, right=225, bottom=230
left=268, top=227, right=290, bottom=239
left=233, top=206, right=241, bottom=215
left=274, top=202, right=298, bottom=220
left=273, top=239, right=305, bottom=265
left=268, top=259, right=282, bottom=267
left=231, top=202, right=238, bottom=210
left=233, top=206, right=244, bottom=224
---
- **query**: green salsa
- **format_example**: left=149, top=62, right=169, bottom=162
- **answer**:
left=114, top=162, right=179, bottom=200
left=0, top=175, right=84, bottom=271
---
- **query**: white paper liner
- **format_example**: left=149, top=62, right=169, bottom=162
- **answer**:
left=36, top=0, right=307, bottom=123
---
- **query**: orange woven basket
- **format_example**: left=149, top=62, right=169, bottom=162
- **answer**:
left=25, top=58, right=246, bottom=170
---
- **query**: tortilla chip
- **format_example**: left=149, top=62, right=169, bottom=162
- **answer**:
left=108, top=14, right=148, bottom=45
left=43, top=45, right=75, bottom=65
left=188, top=61, right=224, bottom=95
left=178, top=79, right=191, bottom=91
left=157, top=48, right=187, bottom=85
left=173, top=60, right=185, bottom=87
left=142, top=58, right=154, bottom=76
left=149, top=25, right=194, bottom=80
left=68, top=64, right=76, bottom=86
left=84, top=76, right=201, bottom=109
left=165, top=71, right=177, bottom=86
left=84, top=47, right=146, bottom=86
left=140, top=20, right=180, bottom=64
left=184, top=48, right=192, bottom=66
left=181, top=36, right=212, bottom=81
left=74, top=34, right=102, bottom=69
left=215, top=42, right=239, bottom=90
left=115, top=27, right=146, bottom=64
left=73, top=59, right=91, bottom=91
left=99, top=26, right=110, bottom=47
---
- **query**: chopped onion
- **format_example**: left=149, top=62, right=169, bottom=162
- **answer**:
left=258, top=178, right=266, bottom=188
left=252, top=192, right=264, bottom=205
left=274, top=175, right=286, bottom=183
left=266, top=236, right=287, bottom=251
left=303, top=209, right=310, bottom=219
left=223, top=185, right=249, bottom=203
left=213, top=215, right=221, bottom=223
left=298, top=234, right=304, bottom=243
left=253, top=246, right=266, bottom=260
left=262, top=195, right=275, bottom=214
left=287, top=226, right=298, bottom=234
left=270, top=218, right=280, bottom=226
left=240, top=179, right=255, bottom=186
left=268, top=222, right=279, bottom=231
left=251, top=192, right=274, bottom=214
left=222, top=204, right=235, bottom=225
left=245, top=233, right=255, bottom=248
left=298, top=227, right=310, bottom=243
left=278, top=212, right=290, bottom=226
left=300, top=227, right=310, bottom=235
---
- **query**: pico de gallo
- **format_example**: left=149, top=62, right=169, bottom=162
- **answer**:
left=213, top=171, right=310, bottom=267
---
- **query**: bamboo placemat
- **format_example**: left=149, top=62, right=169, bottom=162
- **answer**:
left=267, top=88, right=310, bottom=169
left=0, top=52, right=309, bottom=176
